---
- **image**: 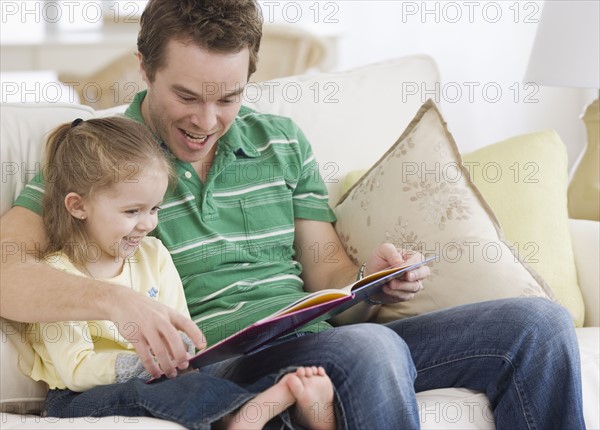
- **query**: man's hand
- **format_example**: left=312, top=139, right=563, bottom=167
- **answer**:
left=109, top=293, right=206, bottom=379
left=365, top=243, right=430, bottom=303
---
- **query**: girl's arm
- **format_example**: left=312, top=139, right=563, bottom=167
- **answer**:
left=1, top=207, right=204, bottom=379
left=34, top=320, right=131, bottom=391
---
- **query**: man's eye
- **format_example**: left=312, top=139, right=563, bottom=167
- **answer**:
left=179, top=95, right=195, bottom=102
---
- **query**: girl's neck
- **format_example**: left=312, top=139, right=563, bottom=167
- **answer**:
left=78, top=257, right=126, bottom=279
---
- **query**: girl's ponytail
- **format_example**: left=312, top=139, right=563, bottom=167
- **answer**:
left=43, top=123, right=71, bottom=172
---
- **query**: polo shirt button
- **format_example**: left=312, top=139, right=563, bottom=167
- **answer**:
left=184, top=171, right=192, bottom=179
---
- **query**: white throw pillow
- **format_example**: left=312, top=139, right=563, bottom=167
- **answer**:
left=334, top=100, right=554, bottom=322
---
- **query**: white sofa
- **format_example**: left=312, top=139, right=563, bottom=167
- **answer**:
left=1, top=56, right=598, bottom=429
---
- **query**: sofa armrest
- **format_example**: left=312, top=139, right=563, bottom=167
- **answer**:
left=569, top=219, right=600, bottom=327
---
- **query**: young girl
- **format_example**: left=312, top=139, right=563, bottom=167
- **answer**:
left=25, top=116, right=336, bottom=430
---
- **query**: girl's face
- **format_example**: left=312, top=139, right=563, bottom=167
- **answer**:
left=79, top=167, right=168, bottom=270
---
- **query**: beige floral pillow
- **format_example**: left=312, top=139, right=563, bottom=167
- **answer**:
left=334, top=100, right=554, bottom=323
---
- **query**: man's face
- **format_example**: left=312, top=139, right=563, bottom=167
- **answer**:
left=140, top=40, right=249, bottom=166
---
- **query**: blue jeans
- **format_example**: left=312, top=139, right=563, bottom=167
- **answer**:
left=46, top=297, right=584, bottom=429
left=44, top=372, right=278, bottom=429
left=204, top=297, right=584, bottom=429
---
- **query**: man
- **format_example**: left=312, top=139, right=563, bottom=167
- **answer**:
left=1, top=0, right=585, bottom=428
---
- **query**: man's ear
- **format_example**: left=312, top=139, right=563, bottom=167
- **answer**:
left=137, top=52, right=150, bottom=86
left=64, top=192, right=88, bottom=220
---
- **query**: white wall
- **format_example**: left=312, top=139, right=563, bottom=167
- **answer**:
left=261, top=0, right=595, bottom=169
left=1, top=0, right=595, bottom=169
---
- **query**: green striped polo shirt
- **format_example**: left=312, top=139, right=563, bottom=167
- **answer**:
left=15, top=91, right=336, bottom=347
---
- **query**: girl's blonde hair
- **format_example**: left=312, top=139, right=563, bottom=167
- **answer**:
left=41, top=116, right=174, bottom=266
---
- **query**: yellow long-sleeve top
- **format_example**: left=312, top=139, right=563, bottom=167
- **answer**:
left=26, top=237, right=191, bottom=392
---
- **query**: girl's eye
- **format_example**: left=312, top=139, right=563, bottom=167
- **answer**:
left=125, top=209, right=139, bottom=215
left=150, top=206, right=161, bottom=214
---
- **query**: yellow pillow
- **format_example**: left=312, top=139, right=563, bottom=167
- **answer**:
left=463, top=131, right=584, bottom=326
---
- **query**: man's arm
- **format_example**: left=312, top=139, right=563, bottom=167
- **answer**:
left=294, top=218, right=379, bottom=323
left=0, top=206, right=204, bottom=378
left=294, top=218, right=430, bottom=324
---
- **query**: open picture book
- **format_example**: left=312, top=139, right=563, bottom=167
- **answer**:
left=189, top=256, right=435, bottom=368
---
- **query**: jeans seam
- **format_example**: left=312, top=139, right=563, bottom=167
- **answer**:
left=417, top=353, right=534, bottom=430
left=273, top=358, right=349, bottom=430
left=320, top=358, right=352, bottom=430
left=140, top=393, right=256, bottom=430
left=511, top=369, right=534, bottom=430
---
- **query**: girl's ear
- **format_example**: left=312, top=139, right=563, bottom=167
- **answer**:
left=64, top=192, right=88, bottom=220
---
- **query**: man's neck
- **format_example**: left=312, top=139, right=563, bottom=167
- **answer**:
left=192, top=155, right=215, bottom=183
left=140, top=95, right=157, bottom=137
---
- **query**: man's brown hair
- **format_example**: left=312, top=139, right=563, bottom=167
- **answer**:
left=137, top=0, right=263, bottom=82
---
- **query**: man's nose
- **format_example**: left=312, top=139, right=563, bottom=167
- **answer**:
left=190, top=102, right=217, bottom=132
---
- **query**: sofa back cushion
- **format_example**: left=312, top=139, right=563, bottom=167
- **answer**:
left=0, top=103, right=97, bottom=217
left=0, top=104, right=99, bottom=411
left=245, top=55, right=441, bottom=203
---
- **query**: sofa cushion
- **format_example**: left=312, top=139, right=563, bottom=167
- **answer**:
left=245, top=55, right=441, bottom=204
left=463, top=132, right=585, bottom=326
left=0, top=319, right=47, bottom=415
left=334, top=100, right=554, bottom=322
left=416, top=388, right=494, bottom=429
left=0, top=413, right=186, bottom=429
left=569, top=219, right=600, bottom=327
left=577, top=328, right=600, bottom=429
left=0, top=103, right=96, bottom=217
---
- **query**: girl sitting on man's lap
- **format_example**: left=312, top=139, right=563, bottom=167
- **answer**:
left=25, top=116, right=335, bottom=430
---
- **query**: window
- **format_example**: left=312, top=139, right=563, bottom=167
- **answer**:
left=0, top=1, right=148, bottom=44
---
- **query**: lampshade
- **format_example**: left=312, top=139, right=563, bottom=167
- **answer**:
left=525, top=0, right=600, bottom=89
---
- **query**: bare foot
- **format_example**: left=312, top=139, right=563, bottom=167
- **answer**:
left=286, top=366, right=336, bottom=430
left=228, top=374, right=295, bottom=430
left=227, top=367, right=335, bottom=430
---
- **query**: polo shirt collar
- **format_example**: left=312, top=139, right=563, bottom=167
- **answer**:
left=124, top=90, right=167, bottom=150
left=220, top=110, right=261, bottom=158
left=124, top=90, right=146, bottom=125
